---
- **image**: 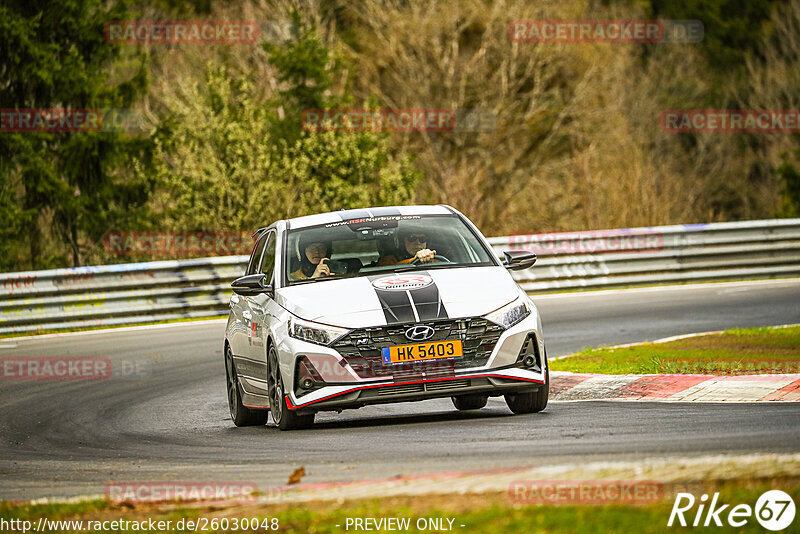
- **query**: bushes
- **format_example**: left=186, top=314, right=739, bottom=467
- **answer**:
left=137, top=13, right=419, bottom=240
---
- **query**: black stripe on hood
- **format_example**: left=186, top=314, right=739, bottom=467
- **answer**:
left=408, top=283, right=448, bottom=321
left=369, top=271, right=449, bottom=325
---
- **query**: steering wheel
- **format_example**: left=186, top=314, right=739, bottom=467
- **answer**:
left=410, top=254, right=452, bottom=265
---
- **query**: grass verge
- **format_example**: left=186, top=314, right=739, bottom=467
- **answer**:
left=1, top=480, right=797, bottom=533
left=551, top=325, right=800, bottom=375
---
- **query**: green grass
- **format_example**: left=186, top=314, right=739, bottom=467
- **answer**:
left=2, top=483, right=797, bottom=533
left=0, top=499, right=111, bottom=520
left=551, top=325, right=800, bottom=375
left=239, top=487, right=800, bottom=534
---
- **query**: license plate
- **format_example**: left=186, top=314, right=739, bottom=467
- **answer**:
left=381, top=340, right=463, bottom=364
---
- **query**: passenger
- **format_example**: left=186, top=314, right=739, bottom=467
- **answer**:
left=290, top=240, right=336, bottom=280
left=377, top=231, right=436, bottom=266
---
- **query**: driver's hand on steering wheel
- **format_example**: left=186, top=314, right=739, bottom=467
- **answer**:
left=414, top=249, right=436, bottom=263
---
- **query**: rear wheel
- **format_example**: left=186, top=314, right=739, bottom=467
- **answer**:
left=452, top=394, right=488, bottom=410
left=225, top=345, right=268, bottom=426
left=267, top=344, right=315, bottom=430
left=505, top=353, right=549, bottom=414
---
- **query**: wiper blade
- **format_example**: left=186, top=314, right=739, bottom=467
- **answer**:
left=291, top=274, right=348, bottom=284
left=392, top=264, right=424, bottom=272
left=392, top=263, right=458, bottom=273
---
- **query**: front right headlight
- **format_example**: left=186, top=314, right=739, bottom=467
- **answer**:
left=484, top=296, right=530, bottom=329
left=288, top=315, right=350, bottom=346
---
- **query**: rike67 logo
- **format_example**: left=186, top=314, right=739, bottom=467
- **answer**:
left=668, top=490, right=795, bottom=531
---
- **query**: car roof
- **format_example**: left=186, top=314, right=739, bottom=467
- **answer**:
left=283, top=205, right=456, bottom=230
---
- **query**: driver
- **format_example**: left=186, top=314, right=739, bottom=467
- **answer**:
left=377, top=230, right=436, bottom=266
left=290, top=239, right=336, bottom=280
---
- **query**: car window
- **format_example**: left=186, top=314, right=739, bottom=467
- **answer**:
left=246, top=232, right=268, bottom=276
left=259, top=231, right=276, bottom=283
left=285, top=214, right=496, bottom=284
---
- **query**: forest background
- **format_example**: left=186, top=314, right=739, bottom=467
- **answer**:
left=1, top=0, right=799, bottom=271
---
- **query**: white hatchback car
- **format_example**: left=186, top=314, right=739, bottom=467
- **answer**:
left=224, top=205, right=547, bottom=429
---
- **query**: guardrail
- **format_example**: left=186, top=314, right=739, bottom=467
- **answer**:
left=2, top=219, right=799, bottom=335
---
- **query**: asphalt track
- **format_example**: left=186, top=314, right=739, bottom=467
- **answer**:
left=1, top=279, right=799, bottom=500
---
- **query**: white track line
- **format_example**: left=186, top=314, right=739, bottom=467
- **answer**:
left=2, top=318, right=227, bottom=342
left=603, top=323, right=800, bottom=350
left=532, top=277, right=800, bottom=300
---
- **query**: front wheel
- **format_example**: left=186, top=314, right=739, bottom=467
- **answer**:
left=225, top=345, right=268, bottom=426
left=267, top=345, right=315, bottom=430
left=505, top=354, right=549, bottom=414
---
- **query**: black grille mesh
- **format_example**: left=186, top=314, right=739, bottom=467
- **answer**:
left=332, top=318, right=504, bottom=379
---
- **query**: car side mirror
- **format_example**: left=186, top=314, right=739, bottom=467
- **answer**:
left=502, top=250, right=537, bottom=271
left=231, top=274, right=273, bottom=297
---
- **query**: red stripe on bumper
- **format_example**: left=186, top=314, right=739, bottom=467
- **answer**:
left=286, top=373, right=544, bottom=409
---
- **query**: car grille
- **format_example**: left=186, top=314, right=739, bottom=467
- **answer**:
left=376, top=383, right=425, bottom=396
left=374, top=379, right=473, bottom=396
left=424, top=378, right=472, bottom=391
left=331, top=318, right=504, bottom=379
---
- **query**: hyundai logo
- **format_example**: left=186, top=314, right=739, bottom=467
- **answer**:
left=405, top=325, right=435, bottom=341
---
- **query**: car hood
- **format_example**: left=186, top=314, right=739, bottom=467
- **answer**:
left=276, top=266, right=520, bottom=328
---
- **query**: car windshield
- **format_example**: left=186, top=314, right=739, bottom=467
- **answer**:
left=284, top=214, right=496, bottom=285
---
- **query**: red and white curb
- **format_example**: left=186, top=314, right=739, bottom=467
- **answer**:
left=551, top=371, right=800, bottom=402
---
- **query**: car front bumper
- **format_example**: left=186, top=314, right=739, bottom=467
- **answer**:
left=279, top=309, right=547, bottom=414
left=285, top=367, right=545, bottom=414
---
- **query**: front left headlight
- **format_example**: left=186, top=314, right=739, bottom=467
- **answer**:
left=484, top=296, right=530, bottom=329
left=288, top=315, right=350, bottom=346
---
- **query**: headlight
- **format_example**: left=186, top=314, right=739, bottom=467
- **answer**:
left=484, top=297, right=530, bottom=329
left=288, top=316, right=350, bottom=346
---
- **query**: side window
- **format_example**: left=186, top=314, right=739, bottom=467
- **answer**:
left=259, top=232, right=277, bottom=283
left=246, top=233, right=268, bottom=275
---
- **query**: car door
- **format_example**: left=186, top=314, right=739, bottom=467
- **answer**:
left=228, top=231, right=268, bottom=361
left=242, top=229, right=278, bottom=394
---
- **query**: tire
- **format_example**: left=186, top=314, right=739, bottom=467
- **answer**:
left=267, top=344, right=315, bottom=430
left=225, top=345, right=268, bottom=426
left=505, top=353, right=549, bottom=414
left=452, top=394, right=488, bottom=410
